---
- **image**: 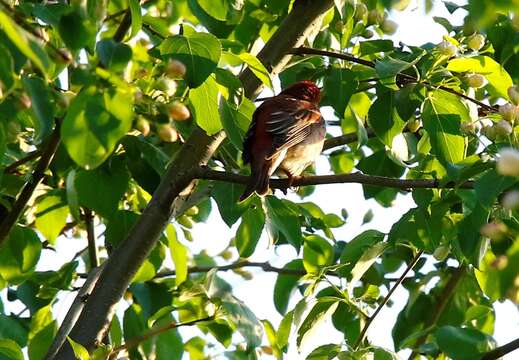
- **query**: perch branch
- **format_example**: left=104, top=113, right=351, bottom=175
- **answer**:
left=482, top=337, right=519, bottom=360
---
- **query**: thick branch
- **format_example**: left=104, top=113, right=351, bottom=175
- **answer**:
left=195, top=168, right=474, bottom=190
left=408, top=265, right=467, bottom=359
left=291, top=47, right=496, bottom=113
left=56, top=2, right=335, bottom=357
left=354, top=251, right=423, bottom=349
left=0, top=121, right=61, bottom=246
left=482, top=337, right=519, bottom=360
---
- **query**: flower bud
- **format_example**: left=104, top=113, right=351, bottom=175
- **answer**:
left=135, top=116, right=150, bottom=136
left=497, top=148, right=519, bottom=177
left=168, top=101, right=191, bottom=121
left=502, top=190, right=519, bottom=210
left=499, top=103, right=518, bottom=122
left=367, top=9, right=382, bottom=25
left=355, top=3, right=368, bottom=21
left=381, top=19, right=398, bottom=35
left=406, top=118, right=421, bottom=133
left=508, top=85, right=519, bottom=106
left=480, top=221, right=507, bottom=240
left=466, top=73, right=487, bottom=88
left=361, top=29, right=374, bottom=39
left=494, top=119, right=513, bottom=136
left=467, top=33, right=485, bottom=51
left=16, top=93, right=32, bottom=110
left=157, top=124, right=178, bottom=142
left=490, top=255, right=508, bottom=270
left=437, top=41, right=458, bottom=57
left=153, top=77, right=177, bottom=97
left=433, top=245, right=450, bottom=261
left=460, top=121, right=477, bottom=134
left=165, top=59, right=187, bottom=79
left=481, top=125, right=497, bottom=140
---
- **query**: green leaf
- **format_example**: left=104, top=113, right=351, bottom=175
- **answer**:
left=105, top=210, right=139, bottom=248
left=0, top=11, right=51, bottom=76
left=212, top=181, right=247, bottom=227
left=306, top=343, right=341, bottom=360
left=222, top=295, right=263, bottom=347
left=65, top=170, right=81, bottom=221
left=0, top=226, right=41, bottom=284
left=435, top=326, right=494, bottom=360
left=67, top=337, right=90, bottom=360
left=265, top=196, right=302, bottom=252
left=22, top=76, right=54, bottom=142
left=303, top=235, right=334, bottom=273
left=296, top=299, right=339, bottom=349
left=446, top=56, right=513, bottom=99
left=34, top=191, right=68, bottom=244
left=236, top=204, right=265, bottom=258
left=277, top=310, right=294, bottom=351
left=238, top=52, right=273, bottom=89
left=58, top=10, right=95, bottom=51
left=165, top=225, right=188, bottom=285
left=0, top=339, right=23, bottom=360
left=421, top=89, right=467, bottom=166
left=28, top=321, right=56, bottom=360
left=160, top=32, right=221, bottom=88
left=359, top=40, right=394, bottom=56
left=62, top=85, right=134, bottom=169
left=96, top=39, right=132, bottom=71
left=368, top=87, right=406, bottom=147
left=347, top=241, right=387, bottom=295
left=190, top=76, right=222, bottom=135
left=0, top=315, right=28, bottom=347
left=339, top=230, right=385, bottom=276
left=197, top=0, right=228, bottom=20
left=219, top=97, right=248, bottom=150
left=0, top=43, right=15, bottom=92
left=154, top=317, right=183, bottom=360
left=322, top=68, right=357, bottom=116
left=75, top=159, right=130, bottom=218
left=375, top=54, right=423, bottom=90
left=273, top=260, right=304, bottom=314
left=128, top=0, right=143, bottom=39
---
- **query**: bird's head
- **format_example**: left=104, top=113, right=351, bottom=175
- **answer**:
left=279, top=80, right=321, bottom=105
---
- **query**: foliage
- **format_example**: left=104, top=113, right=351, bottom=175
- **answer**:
left=0, top=0, right=519, bottom=359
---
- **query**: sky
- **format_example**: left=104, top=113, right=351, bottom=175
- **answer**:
left=2, top=0, right=519, bottom=359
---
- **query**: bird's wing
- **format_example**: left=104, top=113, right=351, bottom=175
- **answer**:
left=264, top=96, right=322, bottom=160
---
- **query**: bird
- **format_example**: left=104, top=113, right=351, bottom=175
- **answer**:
left=239, top=80, right=325, bottom=201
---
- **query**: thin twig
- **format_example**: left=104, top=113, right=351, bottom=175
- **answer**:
left=108, top=315, right=215, bottom=359
left=290, top=47, right=496, bottom=112
left=0, top=120, right=62, bottom=246
left=4, top=150, right=42, bottom=174
left=354, top=251, right=423, bottom=349
left=323, top=128, right=376, bottom=150
left=194, top=168, right=474, bottom=190
left=44, top=264, right=106, bottom=360
left=482, top=337, right=519, bottom=360
left=84, top=208, right=99, bottom=270
left=408, top=265, right=467, bottom=359
left=113, top=10, right=132, bottom=42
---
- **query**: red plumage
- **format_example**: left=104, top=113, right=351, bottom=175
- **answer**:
left=240, top=80, right=325, bottom=201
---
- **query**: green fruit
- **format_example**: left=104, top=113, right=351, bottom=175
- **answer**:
left=466, top=73, right=486, bottom=88
left=467, top=33, right=485, bottom=51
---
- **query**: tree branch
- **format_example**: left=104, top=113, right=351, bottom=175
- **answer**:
left=4, top=150, right=42, bottom=174
left=354, top=251, right=423, bottom=349
left=408, top=265, right=467, bottom=359
left=194, top=168, right=474, bottom=190
left=482, top=337, right=519, bottom=360
left=56, top=2, right=336, bottom=357
left=44, top=264, right=105, bottom=360
left=108, top=315, right=215, bottom=359
left=323, top=128, right=376, bottom=151
left=290, top=46, right=496, bottom=113
left=84, top=208, right=99, bottom=270
left=0, top=120, right=61, bottom=246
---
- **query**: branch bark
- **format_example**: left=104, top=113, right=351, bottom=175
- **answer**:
left=84, top=208, right=99, bottom=270
left=354, top=251, right=423, bottom=349
left=195, top=168, right=474, bottom=190
left=482, top=337, right=519, bottom=360
left=55, top=1, right=335, bottom=357
left=0, top=120, right=61, bottom=246
left=3, top=150, right=42, bottom=174
left=323, top=128, right=376, bottom=151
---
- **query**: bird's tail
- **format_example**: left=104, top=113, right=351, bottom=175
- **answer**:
left=239, top=164, right=270, bottom=202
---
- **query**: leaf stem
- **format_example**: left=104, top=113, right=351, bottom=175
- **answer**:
left=353, top=251, right=423, bottom=349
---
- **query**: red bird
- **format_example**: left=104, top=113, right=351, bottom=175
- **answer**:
left=240, top=80, right=325, bottom=201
